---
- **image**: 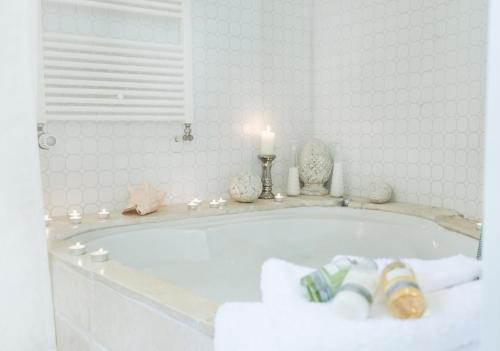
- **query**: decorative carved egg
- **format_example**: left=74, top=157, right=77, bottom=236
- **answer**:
left=368, top=182, right=393, bottom=204
left=299, top=139, right=333, bottom=196
left=229, top=173, right=262, bottom=203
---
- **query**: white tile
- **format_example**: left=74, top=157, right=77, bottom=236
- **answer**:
left=51, top=259, right=93, bottom=332
left=55, top=316, right=91, bottom=351
left=91, top=282, right=213, bottom=351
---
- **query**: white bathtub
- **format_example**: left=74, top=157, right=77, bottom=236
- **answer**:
left=70, top=207, right=477, bottom=303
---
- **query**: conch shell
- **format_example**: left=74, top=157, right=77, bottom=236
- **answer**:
left=122, top=182, right=166, bottom=216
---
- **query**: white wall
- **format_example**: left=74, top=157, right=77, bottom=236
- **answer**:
left=313, top=0, right=488, bottom=219
left=481, top=0, right=500, bottom=349
left=0, top=1, right=56, bottom=350
left=39, top=0, right=314, bottom=216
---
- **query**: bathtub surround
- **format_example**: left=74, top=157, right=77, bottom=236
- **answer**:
left=47, top=199, right=478, bottom=351
left=313, top=0, right=487, bottom=219
left=1, top=1, right=56, bottom=349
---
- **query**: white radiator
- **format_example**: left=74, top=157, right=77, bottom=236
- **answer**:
left=40, top=0, right=192, bottom=122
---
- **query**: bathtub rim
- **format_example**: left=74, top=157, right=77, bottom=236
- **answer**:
left=46, top=196, right=480, bottom=337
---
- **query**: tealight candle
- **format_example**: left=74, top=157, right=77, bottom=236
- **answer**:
left=90, top=248, right=109, bottom=262
left=98, top=208, right=110, bottom=220
left=217, top=198, right=227, bottom=207
left=209, top=199, right=220, bottom=208
left=187, top=201, right=199, bottom=210
left=44, top=214, right=52, bottom=227
left=68, top=242, right=86, bottom=256
left=192, top=198, right=201, bottom=204
left=260, top=125, right=275, bottom=155
left=68, top=210, right=82, bottom=225
left=274, top=193, right=285, bottom=203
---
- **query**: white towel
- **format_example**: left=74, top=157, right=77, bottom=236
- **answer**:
left=215, top=280, right=481, bottom=351
left=215, top=256, right=482, bottom=351
left=261, top=255, right=481, bottom=307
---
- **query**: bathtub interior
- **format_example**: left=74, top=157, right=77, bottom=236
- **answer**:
left=69, top=207, right=477, bottom=303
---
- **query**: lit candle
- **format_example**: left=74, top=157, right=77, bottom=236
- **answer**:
left=260, top=125, right=275, bottom=155
left=68, top=210, right=82, bottom=225
left=209, top=199, right=220, bottom=208
left=274, top=193, right=284, bottom=203
left=44, top=214, right=52, bottom=227
left=218, top=197, right=227, bottom=207
left=98, top=208, right=110, bottom=220
left=90, top=248, right=109, bottom=262
left=187, top=200, right=199, bottom=210
left=192, top=198, right=201, bottom=204
left=68, top=242, right=86, bottom=256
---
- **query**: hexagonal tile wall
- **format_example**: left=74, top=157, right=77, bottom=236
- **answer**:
left=313, top=0, right=487, bottom=219
left=39, top=0, right=486, bottom=220
left=39, top=0, right=314, bottom=216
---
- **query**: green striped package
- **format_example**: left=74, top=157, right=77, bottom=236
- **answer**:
left=300, top=257, right=355, bottom=302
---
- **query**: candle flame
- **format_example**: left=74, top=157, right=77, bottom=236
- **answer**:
left=266, top=125, right=271, bottom=132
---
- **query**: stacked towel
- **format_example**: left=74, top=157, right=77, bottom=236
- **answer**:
left=215, top=255, right=481, bottom=351
left=261, top=255, right=482, bottom=307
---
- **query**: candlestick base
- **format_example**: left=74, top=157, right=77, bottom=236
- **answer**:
left=258, top=154, right=276, bottom=200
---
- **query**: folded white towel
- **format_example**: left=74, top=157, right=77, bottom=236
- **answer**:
left=261, top=255, right=481, bottom=307
left=215, top=280, right=481, bottom=351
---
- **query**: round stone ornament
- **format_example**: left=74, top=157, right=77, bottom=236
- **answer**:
left=229, top=173, right=263, bottom=203
left=299, top=138, right=333, bottom=195
left=368, top=182, right=393, bottom=204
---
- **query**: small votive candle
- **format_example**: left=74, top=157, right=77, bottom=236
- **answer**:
left=68, top=242, right=86, bottom=256
left=209, top=199, right=220, bottom=208
left=44, top=214, right=52, bottom=227
left=68, top=210, right=82, bottom=225
left=187, top=201, right=199, bottom=210
left=98, top=208, right=110, bottom=220
left=274, top=193, right=285, bottom=203
left=217, top=198, right=227, bottom=207
left=192, top=198, right=201, bottom=204
left=90, top=248, right=109, bottom=262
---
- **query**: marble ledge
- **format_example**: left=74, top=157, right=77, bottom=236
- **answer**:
left=46, top=195, right=480, bottom=242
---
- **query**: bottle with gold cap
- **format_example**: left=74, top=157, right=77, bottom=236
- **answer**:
left=381, top=260, right=426, bottom=319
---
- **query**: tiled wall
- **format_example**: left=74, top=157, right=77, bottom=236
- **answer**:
left=40, top=0, right=313, bottom=216
left=40, top=0, right=487, bottom=220
left=313, top=0, right=487, bottom=219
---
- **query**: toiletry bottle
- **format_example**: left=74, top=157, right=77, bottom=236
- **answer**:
left=300, top=256, right=354, bottom=302
left=381, top=261, right=426, bottom=319
left=331, top=258, right=378, bottom=319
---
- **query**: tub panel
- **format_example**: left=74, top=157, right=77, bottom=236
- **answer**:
left=91, top=281, right=213, bottom=351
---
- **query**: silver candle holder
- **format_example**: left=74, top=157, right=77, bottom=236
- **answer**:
left=258, top=154, right=276, bottom=199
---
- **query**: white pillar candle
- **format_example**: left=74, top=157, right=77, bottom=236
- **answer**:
left=90, top=248, right=109, bottom=262
left=260, top=125, right=275, bottom=155
left=68, top=242, right=86, bottom=256
left=98, top=208, right=110, bottom=220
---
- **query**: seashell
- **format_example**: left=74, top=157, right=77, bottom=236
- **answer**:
left=368, top=182, right=393, bottom=204
left=122, top=181, right=166, bottom=216
left=229, top=173, right=262, bottom=203
left=299, top=138, right=333, bottom=196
